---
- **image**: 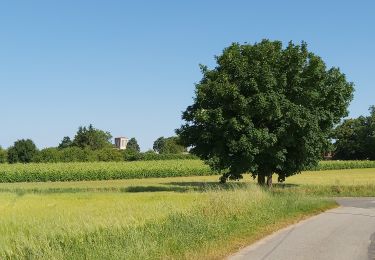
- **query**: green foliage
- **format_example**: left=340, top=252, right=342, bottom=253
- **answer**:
left=94, top=148, right=123, bottom=162
left=139, top=152, right=197, bottom=161
left=33, top=148, right=61, bottom=163
left=333, top=106, right=375, bottom=160
left=0, top=147, right=7, bottom=164
left=58, top=136, right=73, bottom=149
left=72, top=124, right=112, bottom=150
left=153, top=137, right=165, bottom=153
left=59, top=147, right=96, bottom=162
left=126, top=138, right=140, bottom=153
left=177, top=40, right=354, bottom=184
left=123, top=149, right=141, bottom=161
left=19, top=147, right=197, bottom=163
left=153, top=136, right=187, bottom=154
left=7, top=139, right=38, bottom=164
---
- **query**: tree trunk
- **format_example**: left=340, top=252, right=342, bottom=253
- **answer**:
left=258, top=174, right=273, bottom=187
left=258, top=175, right=265, bottom=185
left=266, top=174, right=273, bottom=188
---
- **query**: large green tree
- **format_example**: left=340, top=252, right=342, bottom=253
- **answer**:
left=333, top=106, right=375, bottom=160
left=7, top=139, right=38, bottom=163
left=72, top=124, right=112, bottom=150
left=177, top=40, right=354, bottom=186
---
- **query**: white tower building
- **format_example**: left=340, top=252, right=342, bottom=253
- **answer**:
left=114, top=137, right=129, bottom=150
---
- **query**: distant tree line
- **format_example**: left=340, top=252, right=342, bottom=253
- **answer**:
left=332, top=106, right=375, bottom=160
left=0, top=124, right=193, bottom=164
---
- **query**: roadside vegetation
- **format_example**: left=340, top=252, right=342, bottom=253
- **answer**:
left=0, top=179, right=334, bottom=260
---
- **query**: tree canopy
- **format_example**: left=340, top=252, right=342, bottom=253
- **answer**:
left=7, top=139, right=38, bottom=164
left=177, top=40, right=354, bottom=185
left=58, top=136, right=73, bottom=149
left=333, top=106, right=375, bottom=160
left=153, top=136, right=186, bottom=154
left=126, top=138, right=140, bottom=153
left=72, top=124, right=112, bottom=150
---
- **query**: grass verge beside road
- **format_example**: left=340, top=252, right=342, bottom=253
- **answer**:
left=0, top=181, right=334, bottom=259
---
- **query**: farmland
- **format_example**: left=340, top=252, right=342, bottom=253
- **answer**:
left=0, top=177, right=333, bottom=259
left=1, top=164, right=375, bottom=259
left=1, top=159, right=375, bottom=183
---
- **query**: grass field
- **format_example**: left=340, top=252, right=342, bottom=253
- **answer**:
left=1, top=167, right=375, bottom=259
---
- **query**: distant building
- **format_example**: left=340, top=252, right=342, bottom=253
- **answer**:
left=114, top=137, right=129, bottom=150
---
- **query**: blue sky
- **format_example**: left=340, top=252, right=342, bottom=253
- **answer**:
left=1, top=1, right=374, bottom=150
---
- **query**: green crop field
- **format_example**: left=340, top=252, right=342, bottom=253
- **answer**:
left=1, top=159, right=375, bottom=183
left=1, top=167, right=375, bottom=259
left=0, top=160, right=213, bottom=182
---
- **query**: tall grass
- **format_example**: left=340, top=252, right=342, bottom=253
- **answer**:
left=0, top=185, right=334, bottom=259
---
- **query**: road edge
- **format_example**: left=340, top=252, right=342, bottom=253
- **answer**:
left=227, top=206, right=342, bottom=259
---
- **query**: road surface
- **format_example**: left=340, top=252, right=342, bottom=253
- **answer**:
left=229, top=198, right=375, bottom=260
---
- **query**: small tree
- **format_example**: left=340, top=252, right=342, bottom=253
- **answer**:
left=153, top=136, right=186, bottom=154
left=126, top=138, right=140, bottom=153
left=7, top=139, right=38, bottom=163
left=177, top=40, right=354, bottom=186
left=58, top=136, right=73, bottom=149
left=72, top=124, right=112, bottom=150
left=153, top=137, right=165, bottom=153
left=162, top=137, right=186, bottom=154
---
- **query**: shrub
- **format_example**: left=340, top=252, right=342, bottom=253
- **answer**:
left=59, top=147, right=95, bottom=162
left=0, top=147, right=7, bottom=164
left=123, top=150, right=142, bottom=161
left=33, top=148, right=61, bottom=163
left=94, top=148, right=123, bottom=162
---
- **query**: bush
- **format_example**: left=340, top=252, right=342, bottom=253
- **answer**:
left=33, top=148, right=61, bottom=163
left=123, top=150, right=142, bottom=161
left=0, top=147, right=7, bottom=164
left=94, top=148, right=123, bottom=162
left=59, top=147, right=95, bottom=162
left=140, top=152, right=198, bottom=161
left=30, top=146, right=197, bottom=163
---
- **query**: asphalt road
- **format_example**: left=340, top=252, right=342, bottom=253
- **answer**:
left=229, top=198, right=375, bottom=260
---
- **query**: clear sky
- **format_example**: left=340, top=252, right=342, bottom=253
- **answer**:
left=1, top=1, right=374, bottom=150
